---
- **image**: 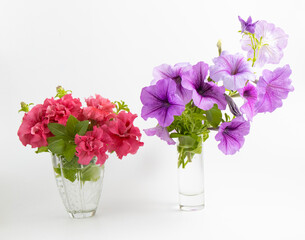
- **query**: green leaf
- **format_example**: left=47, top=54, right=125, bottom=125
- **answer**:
left=53, top=156, right=103, bottom=183
left=48, top=123, right=66, bottom=136
left=53, top=156, right=80, bottom=182
left=35, top=146, right=49, bottom=153
left=66, top=115, right=79, bottom=136
left=63, top=143, right=76, bottom=162
left=81, top=164, right=102, bottom=182
left=177, top=135, right=203, bottom=168
left=202, top=130, right=209, bottom=142
left=225, top=113, right=231, bottom=122
left=207, top=76, right=215, bottom=83
left=114, top=100, right=130, bottom=113
left=205, top=104, right=222, bottom=128
left=48, top=135, right=72, bottom=144
left=178, top=135, right=197, bottom=149
left=62, top=156, right=80, bottom=169
left=167, top=101, right=207, bottom=137
left=48, top=138, right=66, bottom=154
left=53, top=167, right=61, bottom=176
left=63, top=168, right=78, bottom=182
left=75, top=120, right=89, bottom=136
left=169, top=133, right=185, bottom=138
left=47, top=136, right=63, bottom=144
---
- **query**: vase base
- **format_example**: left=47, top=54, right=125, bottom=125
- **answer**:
left=179, top=192, right=205, bottom=211
left=179, top=204, right=205, bottom=211
left=68, top=210, right=96, bottom=219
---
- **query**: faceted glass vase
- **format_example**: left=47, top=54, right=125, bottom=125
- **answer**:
left=177, top=137, right=205, bottom=211
left=51, top=155, right=105, bottom=219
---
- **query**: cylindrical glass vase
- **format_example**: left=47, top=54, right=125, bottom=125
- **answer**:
left=51, top=154, right=105, bottom=219
left=177, top=136, right=205, bottom=211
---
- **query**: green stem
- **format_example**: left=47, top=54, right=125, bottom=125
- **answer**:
left=187, top=152, right=192, bottom=163
left=230, top=93, right=241, bottom=98
left=207, top=127, right=219, bottom=131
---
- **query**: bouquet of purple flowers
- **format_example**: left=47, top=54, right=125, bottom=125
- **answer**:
left=140, top=16, right=294, bottom=168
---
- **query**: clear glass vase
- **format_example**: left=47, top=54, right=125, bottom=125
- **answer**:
left=51, top=154, right=105, bottom=219
left=177, top=136, right=205, bottom=211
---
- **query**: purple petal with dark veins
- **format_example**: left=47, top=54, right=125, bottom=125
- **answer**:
left=255, top=64, right=293, bottom=113
left=182, top=61, right=227, bottom=110
left=215, top=116, right=250, bottom=155
left=209, top=53, right=255, bottom=90
left=140, top=78, right=185, bottom=127
left=239, top=82, right=258, bottom=121
left=151, top=63, right=192, bottom=103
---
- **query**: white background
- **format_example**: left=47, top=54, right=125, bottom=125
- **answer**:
left=0, top=0, right=304, bottom=239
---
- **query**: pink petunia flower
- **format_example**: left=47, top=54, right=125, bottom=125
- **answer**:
left=82, top=94, right=116, bottom=125
left=44, top=94, right=82, bottom=125
left=104, top=111, right=144, bottom=159
left=75, top=126, right=110, bottom=165
left=17, top=104, right=52, bottom=148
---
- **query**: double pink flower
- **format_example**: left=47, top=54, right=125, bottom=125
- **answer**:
left=74, top=111, right=143, bottom=164
left=18, top=94, right=143, bottom=165
left=75, top=126, right=110, bottom=165
left=18, top=94, right=82, bottom=148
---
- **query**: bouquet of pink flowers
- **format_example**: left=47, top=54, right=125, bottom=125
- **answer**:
left=18, top=86, right=144, bottom=180
left=140, top=16, right=294, bottom=168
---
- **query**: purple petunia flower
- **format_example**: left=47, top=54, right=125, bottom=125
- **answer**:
left=181, top=61, right=227, bottom=110
left=238, top=16, right=258, bottom=34
left=255, top=64, right=294, bottom=113
left=215, top=117, right=250, bottom=155
left=152, top=63, right=193, bottom=104
left=238, top=83, right=258, bottom=121
left=140, top=78, right=185, bottom=127
left=209, top=52, right=255, bottom=91
left=144, top=126, right=176, bottom=145
left=241, top=20, right=289, bottom=68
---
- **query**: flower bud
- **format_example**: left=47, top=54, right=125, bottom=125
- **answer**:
left=56, top=85, right=64, bottom=92
left=20, top=102, right=27, bottom=108
left=18, top=102, right=33, bottom=113
left=55, top=86, right=71, bottom=98
left=217, top=40, right=222, bottom=56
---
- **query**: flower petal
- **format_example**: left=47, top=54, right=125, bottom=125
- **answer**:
left=239, top=83, right=258, bottom=121
left=181, top=61, right=227, bottom=110
left=151, top=63, right=192, bottom=103
left=255, top=64, right=293, bottom=113
left=241, top=20, right=288, bottom=68
left=210, top=53, right=255, bottom=90
left=144, top=126, right=176, bottom=145
left=215, top=117, right=250, bottom=155
left=141, top=79, right=185, bottom=127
